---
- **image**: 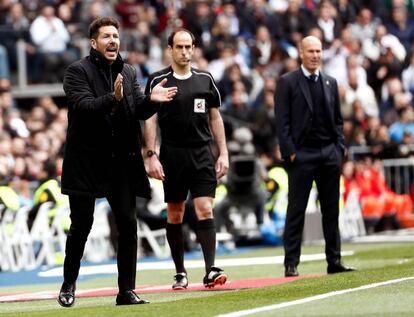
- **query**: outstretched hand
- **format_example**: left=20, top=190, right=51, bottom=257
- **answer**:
left=150, top=78, right=177, bottom=102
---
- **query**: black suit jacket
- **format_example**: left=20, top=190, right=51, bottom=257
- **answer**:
left=274, top=68, right=344, bottom=160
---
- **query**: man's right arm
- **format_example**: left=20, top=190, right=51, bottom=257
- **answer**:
left=274, top=75, right=296, bottom=161
left=143, top=113, right=165, bottom=180
left=63, top=63, right=114, bottom=113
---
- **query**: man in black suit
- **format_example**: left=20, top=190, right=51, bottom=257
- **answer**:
left=275, top=36, right=355, bottom=277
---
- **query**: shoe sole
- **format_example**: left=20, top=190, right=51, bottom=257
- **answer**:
left=116, top=300, right=150, bottom=305
left=57, top=297, right=75, bottom=308
left=172, top=285, right=188, bottom=290
left=204, top=273, right=227, bottom=288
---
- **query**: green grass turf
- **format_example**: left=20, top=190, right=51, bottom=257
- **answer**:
left=0, top=242, right=413, bottom=316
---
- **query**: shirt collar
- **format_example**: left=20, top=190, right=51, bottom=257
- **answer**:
left=301, top=65, right=320, bottom=80
left=173, top=71, right=192, bottom=80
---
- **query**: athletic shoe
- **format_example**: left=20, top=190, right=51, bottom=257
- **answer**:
left=172, top=273, right=188, bottom=290
left=203, top=267, right=227, bottom=288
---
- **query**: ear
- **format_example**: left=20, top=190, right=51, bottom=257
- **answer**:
left=90, top=38, right=97, bottom=49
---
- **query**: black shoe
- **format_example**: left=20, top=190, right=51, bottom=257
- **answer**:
left=284, top=265, right=299, bottom=277
left=57, top=281, right=76, bottom=307
left=327, top=261, right=356, bottom=274
left=116, top=290, right=149, bottom=305
left=172, top=273, right=189, bottom=290
left=203, top=267, right=227, bottom=288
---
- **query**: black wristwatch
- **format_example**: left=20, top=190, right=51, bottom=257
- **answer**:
left=146, top=150, right=158, bottom=158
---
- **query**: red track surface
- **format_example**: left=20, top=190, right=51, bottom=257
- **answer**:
left=0, top=275, right=318, bottom=303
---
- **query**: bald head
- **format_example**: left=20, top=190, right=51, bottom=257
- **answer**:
left=300, top=36, right=322, bottom=73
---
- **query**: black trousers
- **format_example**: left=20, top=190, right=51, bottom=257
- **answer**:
left=283, top=143, right=342, bottom=266
left=63, top=179, right=137, bottom=292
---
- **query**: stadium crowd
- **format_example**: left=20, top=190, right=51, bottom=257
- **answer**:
left=1, top=0, right=414, bottom=237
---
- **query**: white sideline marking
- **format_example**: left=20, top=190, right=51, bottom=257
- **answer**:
left=38, top=251, right=354, bottom=277
left=216, top=276, right=414, bottom=317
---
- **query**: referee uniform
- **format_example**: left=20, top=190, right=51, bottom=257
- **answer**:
left=145, top=61, right=228, bottom=289
left=145, top=66, right=221, bottom=202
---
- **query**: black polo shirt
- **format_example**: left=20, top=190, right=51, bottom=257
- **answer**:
left=145, top=66, right=221, bottom=147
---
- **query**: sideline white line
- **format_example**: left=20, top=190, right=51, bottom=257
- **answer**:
left=38, top=251, right=354, bottom=277
left=216, top=276, right=414, bottom=317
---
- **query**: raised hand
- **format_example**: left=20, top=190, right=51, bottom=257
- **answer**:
left=150, top=78, right=178, bottom=102
left=114, top=73, right=123, bottom=101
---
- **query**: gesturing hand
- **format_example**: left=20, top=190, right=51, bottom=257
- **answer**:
left=150, top=78, right=178, bottom=102
left=114, top=73, right=123, bottom=101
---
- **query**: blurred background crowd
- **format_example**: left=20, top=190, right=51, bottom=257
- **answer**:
left=1, top=0, right=414, bottom=245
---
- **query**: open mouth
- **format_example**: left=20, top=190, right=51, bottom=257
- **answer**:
left=106, top=47, right=118, bottom=53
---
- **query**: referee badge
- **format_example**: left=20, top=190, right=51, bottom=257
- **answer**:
left=194, top=98, right=206, bottom=113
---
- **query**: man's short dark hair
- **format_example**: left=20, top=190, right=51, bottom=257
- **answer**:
left=89, top=17, right=120, bottom=39
left=167, top=28, right=195, bottom=47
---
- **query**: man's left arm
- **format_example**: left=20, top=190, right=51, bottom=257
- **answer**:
left=129, top=66, right=177, bottom=120
left=209, top=107, right=229, bottom=179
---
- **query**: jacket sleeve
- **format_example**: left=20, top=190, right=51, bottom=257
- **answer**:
left=275, top=75, right=296, bottom=159
left=332, top=79, right=345, bottom=151
left=63, top=62, right=114, bottom=114
left=128, top=66, right=160, bottom=120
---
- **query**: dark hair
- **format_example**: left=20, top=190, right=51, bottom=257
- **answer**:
left=167, top=28, right=195, bottom=47
left=89, top=17, right=119, bottom=39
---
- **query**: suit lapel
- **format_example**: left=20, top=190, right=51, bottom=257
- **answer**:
left=298, top=72, right=313, bottom=112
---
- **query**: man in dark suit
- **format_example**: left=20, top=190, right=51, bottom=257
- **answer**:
left=275, top=36, right=355, bottom=277
left=57, top=17, right=177, bottom=307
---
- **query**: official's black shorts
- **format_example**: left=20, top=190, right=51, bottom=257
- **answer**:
left=160, top=144, right=217, bottom=203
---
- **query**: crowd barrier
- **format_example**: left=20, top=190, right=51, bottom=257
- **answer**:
left=348, top=145, right=414, bottom=195
left=0, top=201, right=170, bottom=272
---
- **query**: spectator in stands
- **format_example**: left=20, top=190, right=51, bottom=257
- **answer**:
left=207, top=14, right=237, bottom=61
left=316, top=0, right=342, bottom=46
left=57, top=17, right=177, bottom=307
left=350, top=7, right=379, bottom=43
left=114, top=0, right=142, bottom=30
left=218, top=63, right=252, bottom=104
left=249, top=25, right=277, bottom=67
left=185, top=0, right=216, bottom=53
left=242, top=0, right=280, bottom=39
left=208, top=42, right=250, bottom=82
left=125, top=46, right=150, bottom=88
left=1, top=2, right=39, bottom=80
left=382, top=85, right=409, bottom=126
left=250, top=88, right=277, bottom=155
left=223, top=81, right=251, bottom=127
left=56, top=2, right=83, bottom=41
left=389, top=102, right=414, bottom=143
left=29, top=5, right=77, bottom=82
left=322, top=31, right=350, bottom=86
left=368, top=50, right=404, bottom=111
left=386, top=4, right=414, bottom=54
left=218, top=0, right=240, bottom=37
left=345, top=67, right=379, bottom=118
left=79, top=0, right=115, bottom=37
left=334, top=0, right=357, bottom=26
left=402, top=51, right=414, bottom=96
left=0, top=45, right=10, bottom=86
left=278, top=0, right=310, bottom=49
left=362, top=23, right=406, bottom=63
